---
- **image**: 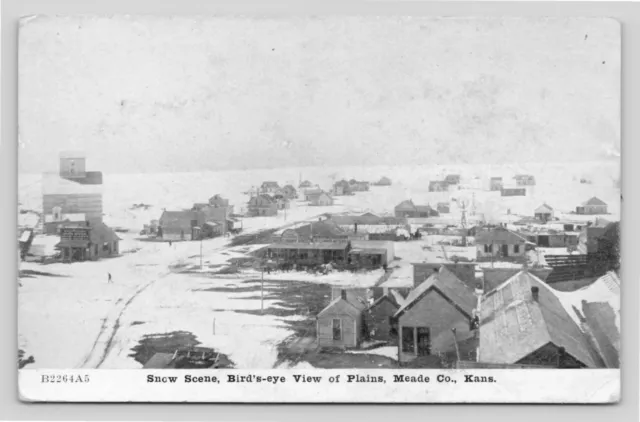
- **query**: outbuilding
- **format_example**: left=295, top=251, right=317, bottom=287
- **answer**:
left=317, top=289, right=368, bottom=349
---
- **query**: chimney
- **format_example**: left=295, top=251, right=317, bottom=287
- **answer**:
left=340, top=289, right=347, bottom=300
left=531, top=286, right=539, bottom=302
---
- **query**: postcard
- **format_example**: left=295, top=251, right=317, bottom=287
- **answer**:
left=18, top=15, right=620, bottom=403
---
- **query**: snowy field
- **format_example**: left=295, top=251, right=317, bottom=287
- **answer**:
left=18, top=161, right=620, bottom=369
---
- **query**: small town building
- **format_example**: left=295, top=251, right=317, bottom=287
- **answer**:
left=317, top=289, right=368, bottom=349
left=260, top=181, right=280, bottom=194
left=514, top=174, right=536, bottom=186
left=303, top=187, right=323, bottom=201
left=534, top=203, right=554, bottom=222
left=299, top=180, right=313, bottom=189
left=348, top=180, right=370, bottom=192
left=309, top=191, right=334, bottom=207
left=273, top=195, right=290, bottom=210
left=363, top=294, right=400, bottom=343
left=374, top=176, right=392, bottom=186
left=474, top=227, right=534, bottom=261
left=56, top=221, right=120, bottom=262
left=333, top=180, right=352, bottom=196
left=501, top=187, right=526, bottom=196
left=276, top=220, right=350, bottom=243
left=247, top=194, right=278, bottom=216
left=489, top=177, right=503, bottom=191
left=428, top=181, right=449, bottom=192
left=159, top=210, right=203, bottom=241
left=208, top=194, right=230, bottom=208
left=394, top=200, right=438, bottom=218
left=348, top=240, right=395, bottom=269
left=43, top=152, right=104, bottom=224
left=279, top=185, right=298, bottom=200
left=265, top=241, right=351, bottom=265
left=393, top=266, right=477, bottom=364
left=576, top=197, right=608, bottom=215
left=479, top=271, right=600, bottom=368
left=445, top=174, right=461, bottom=185
left=437, top=202, right=450, bottom=214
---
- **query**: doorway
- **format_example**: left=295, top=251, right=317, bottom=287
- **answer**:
left=501, top=244, right=509, bottom=257
left=417, top=327, right=431, bottom=356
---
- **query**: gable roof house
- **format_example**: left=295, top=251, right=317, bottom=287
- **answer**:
left=478, top=271, right=601, bottom=368
left=393, top=266, right=478, bottom=365
left=445, top=174, right=461, bottom=185
left=309, top=191, right=334, bottom=207
left=475, top=227, right=535, bottom=262
left=534, top=204, right=554, bottom=222
left=363, top=294, right=400, bottom=343
left=247, top=194, right=278, bottom=217
left=299, top=180, right=313, bottom=188
left=159, top=210, right=205, bottom=241
left=333, top=180, right=353, bottom=196
left=260, top=181, right=280, bottom=194
left=374, top=176, right=392, bottom=186
left=279, top=184, right=298, bottom=200
left=429, top=181, right=449, bottom=192
left=303, top=187, right=324, bottom=201
left=317, top=289, right=369, bottom=349
left=394, top=200, right=438, bottom=218
left=489, top=177, right=503, bottom=191
left=56, top=221, right=121, bottom=261
left=576, top=197, right=608, bottom=215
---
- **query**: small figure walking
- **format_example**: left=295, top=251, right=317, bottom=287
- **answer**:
left=169, top=240, right=172, bottom=247
left=108, top=272, right=112, bottom=283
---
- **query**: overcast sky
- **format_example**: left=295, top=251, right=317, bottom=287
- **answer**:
left=18, top=16, right=620, bottom=174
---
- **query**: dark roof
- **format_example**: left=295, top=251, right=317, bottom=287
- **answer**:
left=474, top=227, right=531, bottom=244
left=583, top=197, right=607, bottom=206
left=262, top=181, right=279, bottom=187
left=368, top=294, right=400, bottom=310
left=143, top=353, right=176, bottom=369
left=160, top=210, right=199, bottom=229
left=479, top=271, right=598, bottom=367
left=89, top=222, right=121, bottom=244
left=395, top=266, right=477, bottom=320
left=267, top=242, right=349, bottom=251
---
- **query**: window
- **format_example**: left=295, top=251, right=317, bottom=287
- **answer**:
left=332, top=319, right=342, bottom=340
left=514, top=244, right=520, bottom=253
left=484, top=244, right=492, bottom=253
left=402, top=327, right=415, bottom=353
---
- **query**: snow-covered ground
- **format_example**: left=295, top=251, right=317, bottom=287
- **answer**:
left=18, top=161, right=620, bottom=369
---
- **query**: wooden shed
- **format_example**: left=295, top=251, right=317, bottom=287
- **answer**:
left=317, top=289, right=368, bottom=349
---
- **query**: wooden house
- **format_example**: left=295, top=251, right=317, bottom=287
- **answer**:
left=303, top=188, right=323, bottom=201
left=489, top=177, right=503, bottom=191
left=316, top=289, right=369, bottom=348
left=428, top=181, right=449, bottom=192
left=260, top=181, right=280, bottom=194
left=279, top=185, right=298, bottom=200
left=576, top=197, right=608, bottom=215
left=56, top=221, right=120, bottom=262
left=273, top=194, right=291, bottom=210
left=474, top=227, right=534, bottom=261
left=393, top=266, right=477, bottom=364
left=348, top=240, right=395, bottom=269
left=479, top=271, right=600, bottom=368
left=278, top=220, right=349, bottom=243
left=374, top=176, right=392, bottom=186
left=514, top=174, right=536, bottom=186
left=333, top=180, right=352, bottom=196
left=394, top=200, right=438, bottom=218
left=444, top=174, right=461, bottom=185
left=159, top=210, right=203, bottom=241
left=309, top=191, right=334, bottom=207
left=348, top=180, right=370, bottom=192
left=534, top=203, right=554, bottom=222
left=501, top=187, right=526, bottom=197
left=299, top=180, right=313, bottom=189
left=247, top=194, right=278, bottom=217
left=437, top=202, right=450, bottom=214
left=364, top=294, right=400, bottom=342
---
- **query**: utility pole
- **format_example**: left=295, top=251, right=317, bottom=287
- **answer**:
left=200, top=236, right=203, bottom=270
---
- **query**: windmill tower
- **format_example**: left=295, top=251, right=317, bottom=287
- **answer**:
left=471, top=192, right=477, bottom=217
left=459, top=198, right=468, bottom=247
